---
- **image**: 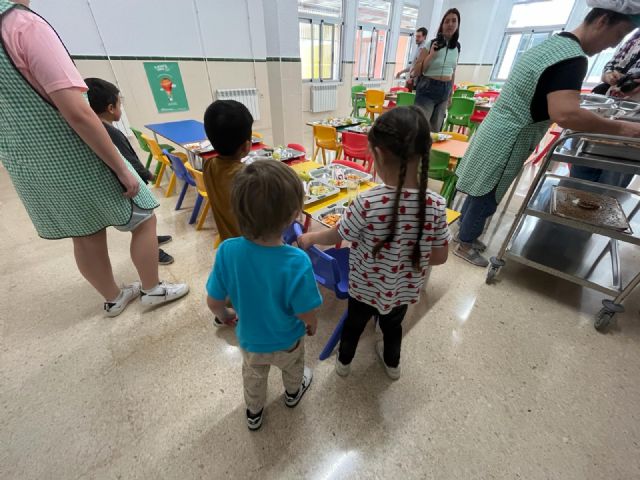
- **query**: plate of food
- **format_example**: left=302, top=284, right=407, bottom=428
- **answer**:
left=310, top=164, right=372, bottom=187
left=304, top=179, right=339, bottom=206
left=312, top=203, right=347, bottom=228
left=430, top=132, right=452, bottom=143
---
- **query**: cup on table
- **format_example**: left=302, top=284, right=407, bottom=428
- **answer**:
left=346, top=180, right=359, bottom=204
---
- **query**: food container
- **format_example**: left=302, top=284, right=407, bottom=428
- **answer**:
left=311, top=203, right=347, bottom=228
left=615, top=100, right=640, bottom=114
left=580, top=93, right=615, bottom=107
left=577, top=138, right=640, bottom=162
left=247, top=147, right=305, bottom=162
left=309, top=164, right=372, bottom=188
left=304, top=179, right=339, bottom=206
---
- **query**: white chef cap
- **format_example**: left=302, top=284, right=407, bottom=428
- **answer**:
left=587, top=0, right=640, bottom=14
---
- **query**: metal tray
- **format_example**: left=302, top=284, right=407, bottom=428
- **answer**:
left=580, top=93, right=615, bottom=106
left=250, top=147, right=305, bottom=161
left=551, top=186, right=632, bottom=233
left=309, top=164, right=372, bottom=187
left=304, top=179, right=339, bottom=206
left=311, top=203, right=348, bottom=228
left=577, top=138, right=640, bottom=162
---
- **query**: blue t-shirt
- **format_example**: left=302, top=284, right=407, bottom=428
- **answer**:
left=206, top=237, right=322, bottom=353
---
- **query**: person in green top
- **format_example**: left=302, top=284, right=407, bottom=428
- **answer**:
left=453, top=7, right=640, bottom=267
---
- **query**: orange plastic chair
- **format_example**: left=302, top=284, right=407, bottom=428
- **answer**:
left=313, top=125, right=342, bottom=165
left=365, top=89, right=385, bottom=121
left=141, top=134, right=178, bottom=196
left=184, top=161, right=211, bottom=231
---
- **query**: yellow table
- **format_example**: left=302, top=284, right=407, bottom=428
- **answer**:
left=291, top=161, right=460, bottom=224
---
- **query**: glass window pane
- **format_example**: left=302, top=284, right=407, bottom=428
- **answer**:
left=372, top=29, right=387, bottom=79
left=356, top=29, right=373, bottom=77
left=332, top=24, right=341, bottom=80
left=496, top=34, right=522, bottom=80
left=357, top=0, right=391, bottom=26
left=508, top=0, right=574, bottom=29
left=299, top=21, right=313, bottom=79
left=400, top=5, right=418, bottom=31
left=394, top=33, right=410, bottom=76
left=298, top=0, right=342, bottom=18
left=321, top=24, right=333, bottom=79
left=312, top=23, right=320, bottom=79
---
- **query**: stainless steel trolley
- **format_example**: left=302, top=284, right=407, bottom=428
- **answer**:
left=485, top=131, right=640, bottom=332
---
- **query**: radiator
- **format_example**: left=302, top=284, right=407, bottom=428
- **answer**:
left=361, top=81, right=383, bottom=90
left=310, top=84, right=338, bottom=113
left=216, top=88, right=260, bottom=120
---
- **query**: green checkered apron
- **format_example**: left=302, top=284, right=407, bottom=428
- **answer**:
left=456, top=34, right=586, bottom=202
left=0, top=1, right=158, bottom=239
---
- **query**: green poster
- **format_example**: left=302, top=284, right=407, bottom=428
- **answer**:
left=144, top=62, right=189, bottom=113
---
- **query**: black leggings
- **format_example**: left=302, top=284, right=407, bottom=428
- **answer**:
left=338, top=296, right=409, bottom=368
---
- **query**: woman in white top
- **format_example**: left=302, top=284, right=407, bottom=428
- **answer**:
left=411, top=8, right=461, bottom=132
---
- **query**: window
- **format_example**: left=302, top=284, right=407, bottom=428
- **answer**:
left=491, top=0, right=574, bottom=81
left=298, top=0, right=343, bottom=81
left=395, top=3, right=419, bottom=77
left=354, top=0, right=391, bottom=80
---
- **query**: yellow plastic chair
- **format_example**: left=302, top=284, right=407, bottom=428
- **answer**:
left=313, top=124, right=342, bottom=165
left=441, top=131, right=469, bottom=142
left=365, top=89, right=385, bottom=121
left=141, top=134, right=178, bottom=196
left=184, top=161, right=211, bottom=231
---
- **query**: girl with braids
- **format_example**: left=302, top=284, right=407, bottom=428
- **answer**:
left=299, top=107, right=450, bottom=380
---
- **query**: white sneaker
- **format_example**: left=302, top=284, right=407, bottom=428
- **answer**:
left=284, top=366, right=313, bottom=408
left=335, top=356, right=351, bottom=377
left=104, top=282, right=141, bottom=318
left=376, top=341, right=401, bottom=380
left=140, top=281, right=189, bottom=306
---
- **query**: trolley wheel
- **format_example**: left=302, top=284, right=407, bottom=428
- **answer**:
left=594, top=308, right=614, bottom=332
left=486, top=266, right=499, bottom=284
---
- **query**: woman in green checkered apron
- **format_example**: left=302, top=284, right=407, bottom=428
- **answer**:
left=0, top=0, right=188, bottom=314
left=453, top=7, right=640, bottom=267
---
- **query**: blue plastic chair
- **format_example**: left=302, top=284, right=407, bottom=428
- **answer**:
left=283, top=222, right=350, bottom=360
left=163, top=149, right=204, bottom=223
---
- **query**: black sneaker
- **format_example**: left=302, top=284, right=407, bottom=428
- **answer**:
left=157, top=235, right=173, bottom=246
left=284, top=366, right=313, bottom=408
left=158, top=249, right=174, bottom=265
left=246, top=409, right=263, bottom=431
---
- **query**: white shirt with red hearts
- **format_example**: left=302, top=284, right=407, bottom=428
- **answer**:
left=338, top=185, right=450, bottom=314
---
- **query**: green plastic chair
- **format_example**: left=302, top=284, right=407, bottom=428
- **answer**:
left=443, top=97, right=476, bottom=133
left=131, top=127, right=174, bottom=175
left=428, top=149, right=457, bottom=206
left=396, top=92, right=416, bottom=106
left=453, top=89, right=474, bottom=99
left=351, top=85, right=366, bottom=117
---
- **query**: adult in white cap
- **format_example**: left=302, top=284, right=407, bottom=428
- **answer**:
left=454, top=5, right=640, bottom=267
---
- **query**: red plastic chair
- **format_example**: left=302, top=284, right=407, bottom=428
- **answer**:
left=287, top=143, right=306, bottom=157
left=387, top=86, right=410, bottom=108
left=341, top=131, right=373, bottom=172
left=332, top=159, right=368, bottom=173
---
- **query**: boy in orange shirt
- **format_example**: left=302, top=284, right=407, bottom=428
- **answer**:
left=202, top=100, right=253, bottom=242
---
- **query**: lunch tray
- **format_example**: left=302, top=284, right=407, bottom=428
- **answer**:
left=304, top=179, right=340, bottom=206
left=577, top=138, right=640, bottom=162
left=311, top=201, right=349, bottom=228
left=251, top=147, right=305, bottom=161
left=309, top=164, right=372, bottom=187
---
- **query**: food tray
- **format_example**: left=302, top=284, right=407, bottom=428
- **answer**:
left=551, top=186, right=632, bottom=233
left=430, top=132, right=452, bottom=143
left=343, top=125, right=371, bottom=134
left=249, top=147, right=305, bottom=162
left=580, top=93, right=615, bottom=106
left=577, top=138, right=640, bottom=162
left=311, top=202, right=348, bottom=228
left=304, top=179, right=339, bottom=206
left=309, top=164, right=372, bottom=187
left=312, top=117, right=360, bottom=128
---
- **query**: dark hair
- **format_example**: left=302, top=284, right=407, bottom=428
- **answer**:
left=231, top=160, right=303, bottom=240
left=84, top=77, right=119, bottom=114
left=416, top=27, right=428, bottom=37
left=368, top=106, right=432, bottom=270
left=437, top=8, right=460, bottom=49
left=584, top=8, right=632, bottom=26
left=204, top=100, right=253, bottom=157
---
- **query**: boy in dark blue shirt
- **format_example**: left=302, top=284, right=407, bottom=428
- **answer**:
left=206, top=160, right=321, bottom=431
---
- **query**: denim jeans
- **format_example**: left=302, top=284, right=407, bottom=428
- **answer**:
left=458, top=190, right=498, bottom=244
left=415, top=77, right=452, bottom=133
left=570, top=164, right=634, bottom=189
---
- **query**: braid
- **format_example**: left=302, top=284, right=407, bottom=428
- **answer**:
left=373, top=155, right=407, bottom=257
left=412, top=152, right=430, bottom=269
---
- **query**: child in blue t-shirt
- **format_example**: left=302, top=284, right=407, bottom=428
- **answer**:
left=206, top=160, right=322, bottom=431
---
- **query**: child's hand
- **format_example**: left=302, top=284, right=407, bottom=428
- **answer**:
left=306, top=318, right=317, bottom=336
left=222, top=307, right=238, bottom=326
left=297, top=232, right=315, bottom=250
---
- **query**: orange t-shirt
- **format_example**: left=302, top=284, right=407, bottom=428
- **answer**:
left=203, top=157, right=244, bottom=242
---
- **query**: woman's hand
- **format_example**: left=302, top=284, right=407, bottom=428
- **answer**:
left=428, top=42, right=438, bottom=57
left=603, top=71, right=623, bottom=86
left=117, top=169, right=141, bottom=198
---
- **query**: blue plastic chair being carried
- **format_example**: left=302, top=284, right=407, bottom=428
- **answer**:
left=163, top=150, right=204, bottom=223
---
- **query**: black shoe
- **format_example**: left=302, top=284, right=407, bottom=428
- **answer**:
left=246, top=409, right=263, bottom=431
left=284, top=367, right=313, bottom=408
left=158, top=249, right=174, bottom=265
left=157, top=235, right=173, bottom=246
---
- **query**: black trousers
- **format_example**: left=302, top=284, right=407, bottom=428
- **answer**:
left=338, top=296, right=408, bottom=368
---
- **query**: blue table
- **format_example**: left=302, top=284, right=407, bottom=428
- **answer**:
left=145, top=119, right=206, bottom=147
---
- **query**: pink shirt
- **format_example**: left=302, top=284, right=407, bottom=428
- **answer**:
left=2, top=8, right=86, bottom=102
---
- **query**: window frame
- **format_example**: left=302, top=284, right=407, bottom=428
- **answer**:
left=298, top=14, right=344, bottom=83
left=354, top=0, right=392, bottom=82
